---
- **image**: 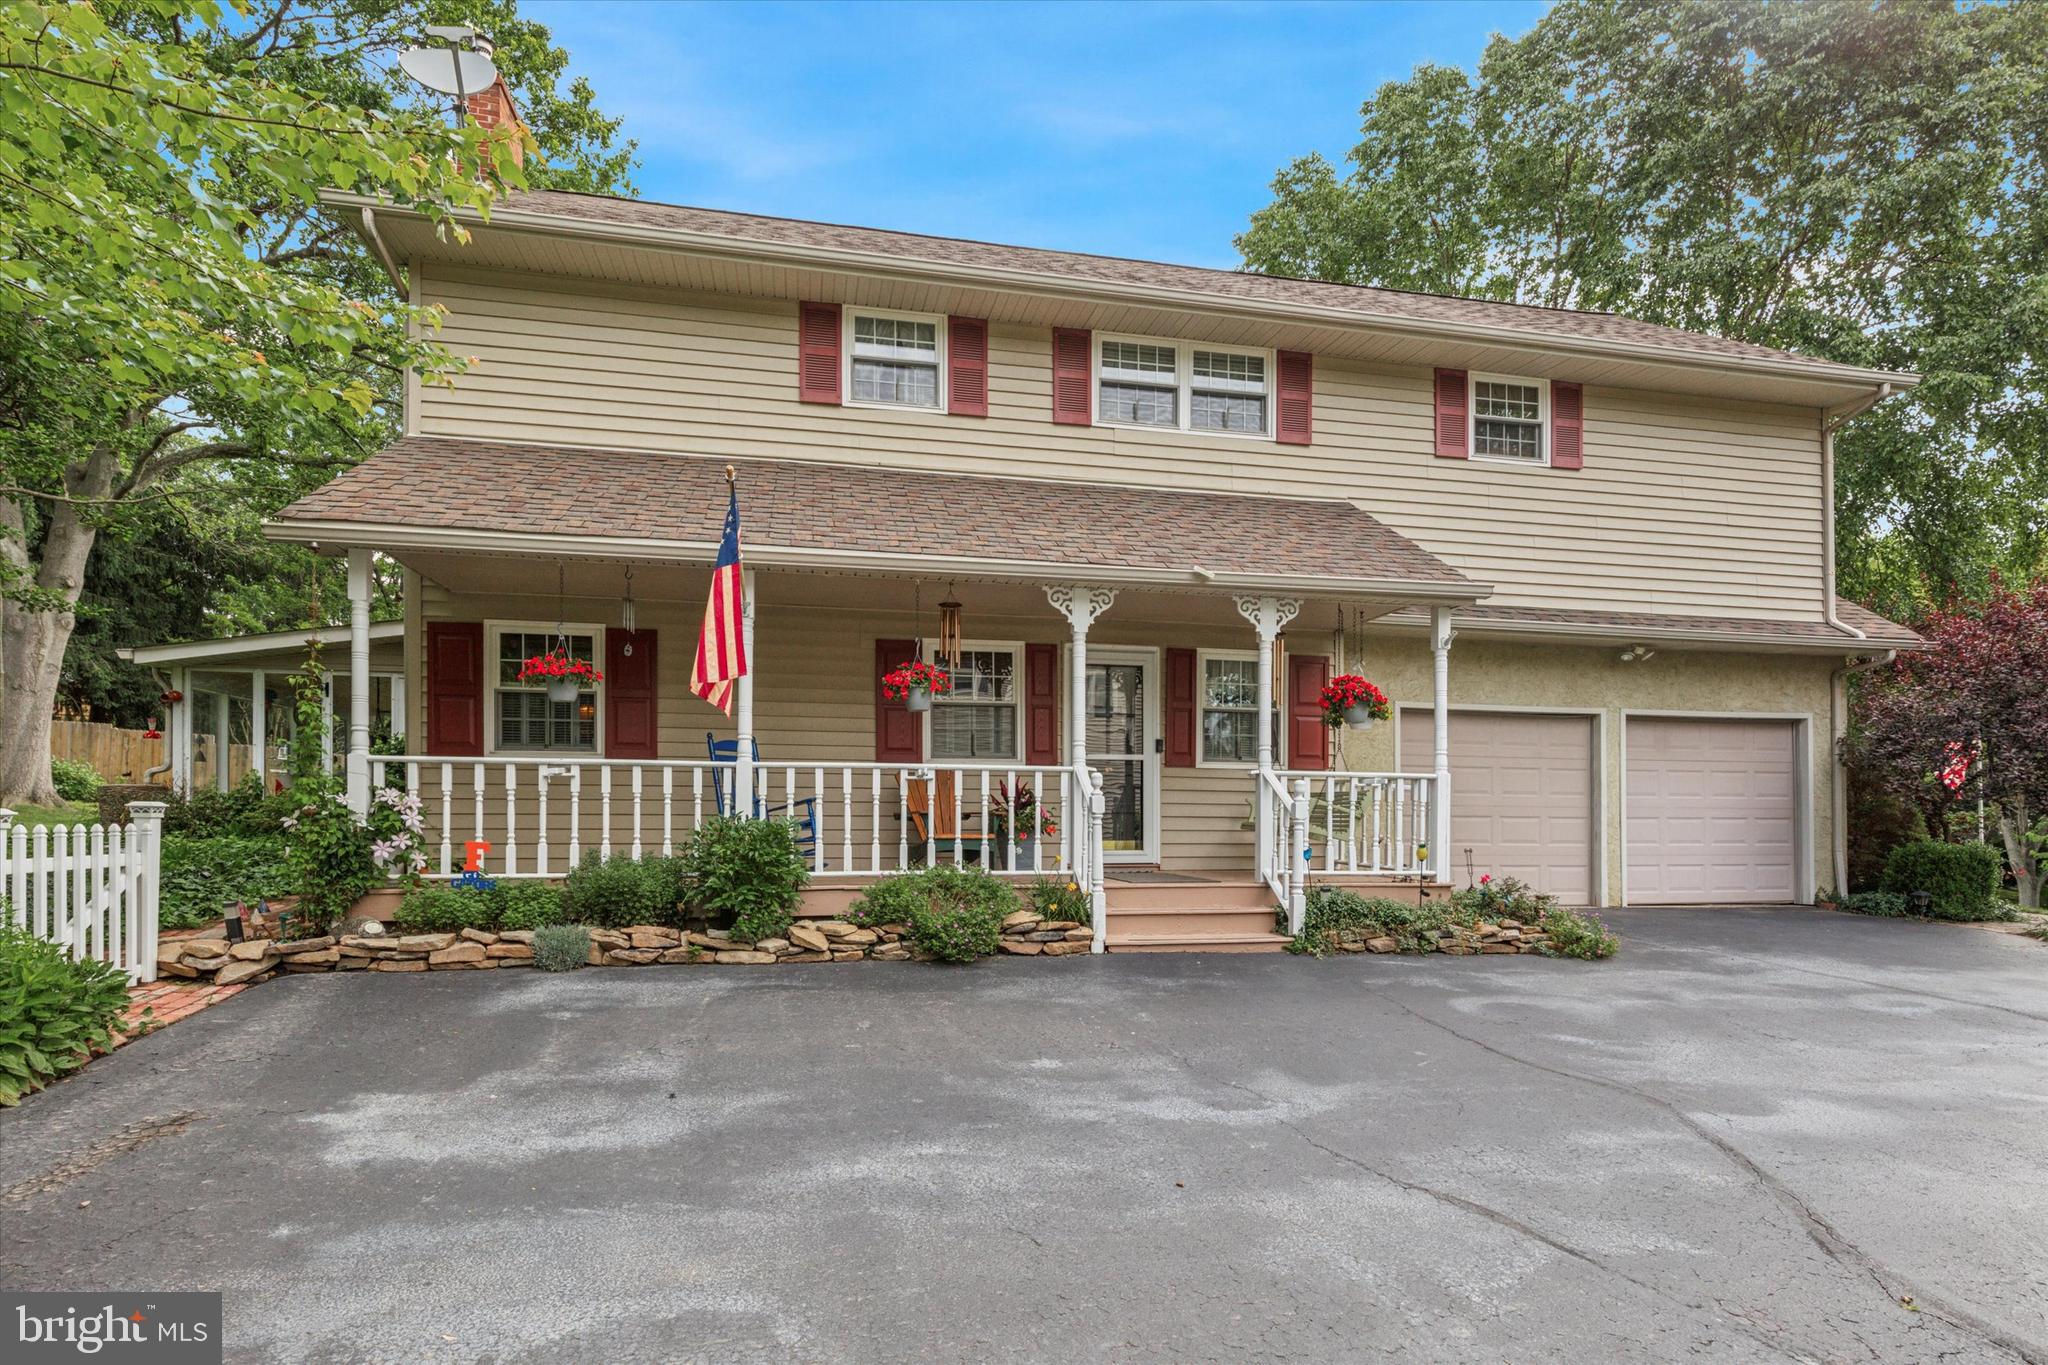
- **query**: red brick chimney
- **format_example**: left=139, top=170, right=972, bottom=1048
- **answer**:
left=464, top=73, right=525, bottom=169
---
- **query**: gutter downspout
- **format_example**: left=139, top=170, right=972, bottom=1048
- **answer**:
left=1829, top=649, right=1897, bottom=895
left=141, top=667, right=174, bottom=784
left=1821, top=382, right=1893, bottom=638
left=359, top=207, right=405, bottom=290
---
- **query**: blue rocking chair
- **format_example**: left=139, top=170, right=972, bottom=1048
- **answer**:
left=706, top=734, right=819, bottom=858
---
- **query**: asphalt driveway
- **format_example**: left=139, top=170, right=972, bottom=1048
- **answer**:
left=3, top=907, right=2045, bottom=1363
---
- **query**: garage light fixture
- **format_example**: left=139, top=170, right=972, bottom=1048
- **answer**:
left=1619, top=644, right=1657, bottom=663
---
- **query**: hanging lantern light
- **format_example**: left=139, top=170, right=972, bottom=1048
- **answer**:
left=620, top=567, right=636, bottom=655
left=937, top=582, right=963, bottom=666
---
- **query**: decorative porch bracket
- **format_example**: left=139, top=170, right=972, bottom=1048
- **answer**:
left=1045, top=584, right=1117, bottom=953
left=1233, top=594, right=1301, bottom=891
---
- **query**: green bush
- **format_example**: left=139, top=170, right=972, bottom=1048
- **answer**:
left=0, top=923, right=133, bottom=1106
left=48, top=759, right=102, bottom=803
left=677, top=816, right=808, bottom=941
left=1536, top=906, right=1619, bottom=960
left=564, top=852, right=682, bottom=929
left=1842, top=890, right=1910, bottom=917
left=532, top=924, right=589, bottom=972
left=163, top=775, right=289, bottom=838
left=279, top=783, right=378, bottom=934
left=159, top=834, right=293, bottom=931
left=394, top=884, right=498, bottom=934
left=1880, top=840, right=2006, bottom=921
left=852, top=865, right=1017, bottom=962
left=1292, top=886, right=1473, bottom=956
left=494, top=880, right=568, bottom=931
left=1026, top=875, right=1091, bottom=925
left=1449, top=874, right=1555, bottom=924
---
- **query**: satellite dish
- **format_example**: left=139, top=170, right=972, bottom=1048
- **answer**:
left=398, top=44, right=498, bottom=97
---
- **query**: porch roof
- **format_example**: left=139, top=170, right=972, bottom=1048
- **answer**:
left=1377, top=599, right=1922, bottom=653
left=269, top=436, right=1487, bottom=603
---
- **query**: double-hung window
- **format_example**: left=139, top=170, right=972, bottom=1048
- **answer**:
left=929, top=645, right=1019, bottom=761
left=490, top=624, right=599, bottom=753
left=1471, top=375, right=1547, bottom=463
left=848, top=312, right=942, bottom=409
left=1097, top=335, right=1273, bottom=438
left=1197, top=651, right=1279, bottom=766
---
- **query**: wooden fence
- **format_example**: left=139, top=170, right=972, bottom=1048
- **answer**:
left=51, top=719, right=254, bottom=790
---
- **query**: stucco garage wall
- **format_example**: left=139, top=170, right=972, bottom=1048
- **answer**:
left=1339, top=634, right=1836, bottom=906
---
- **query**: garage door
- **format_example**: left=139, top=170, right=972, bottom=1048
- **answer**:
left=1625, top=718, right=1798, bottom=904
left=1399, top=710, right=1596, bottom=903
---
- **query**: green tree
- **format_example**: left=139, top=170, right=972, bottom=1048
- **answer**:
left=1238, top=0, right=2048, bottom=620
left=0, top=0, right=635, bottom=804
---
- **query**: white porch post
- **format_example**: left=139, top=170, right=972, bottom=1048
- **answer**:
left=1430, top=606, right=1455, bottom=883
left=213, top=690, right=232, bottom=792
left=1045, top=584, right=1118, bottom=953
left=1234, top=595, right=1302, bottom=880
left=389, top=673, right=407, bottom=747
left=734, top=567, right=757, bottom=814
left=319, top=682, right=335, bottom=775
left=249, top=670, right=267, bottom=788
left=345, top=547, right=373, bottom=814
left=170, top=666, right=193, bottom=796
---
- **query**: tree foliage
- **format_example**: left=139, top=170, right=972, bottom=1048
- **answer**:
left=1845, top=580, right=2048, bottom=908
left=1237, top=0, right=2048, bottom=618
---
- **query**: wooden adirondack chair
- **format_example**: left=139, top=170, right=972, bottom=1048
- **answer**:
left=899, top=770, right=993, bottom=863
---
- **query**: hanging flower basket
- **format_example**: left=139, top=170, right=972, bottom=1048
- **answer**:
left=518, top=647, right=604, bottom=704
left=1319, top=675, right=1391, bottom=730
left=881, top=659, right=951, bottom=713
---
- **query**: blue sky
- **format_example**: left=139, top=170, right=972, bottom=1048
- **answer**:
left=525, top=0, right=1549, bottom=269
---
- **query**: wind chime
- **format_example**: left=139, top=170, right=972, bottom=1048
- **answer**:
left=937, top=582, right=963, bottom=666
left=620, top=567, right=636, bottom=656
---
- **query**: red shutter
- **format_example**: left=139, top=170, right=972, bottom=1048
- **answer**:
left=425, top=622, right=484, bottom=756
left=949, top=316, right=989, bottom=417
left=1051, top=327, right=1091, bottom=425
left=875, top=638, right=922, bottom=762
left=604, top=630, right=658, bottom=759
left=798, top=301, right=841, bottom=404
left=1433, top=368, right=1469, bottom=459
left=1286, top=653, right=1329, bottom=771
left=1163, top=647, right=1197, bottom=768
left=1276, top=350, right=1313, bottom=445
left=1025, top=643, right=1059, bottom=765
left=1550, top=380, right=1584, bottom=470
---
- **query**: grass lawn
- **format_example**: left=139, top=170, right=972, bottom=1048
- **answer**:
left=4, top=800, right=99, bottom=830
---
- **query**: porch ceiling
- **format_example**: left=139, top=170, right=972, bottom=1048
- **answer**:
left=269, top=435, right=1487, bottom=606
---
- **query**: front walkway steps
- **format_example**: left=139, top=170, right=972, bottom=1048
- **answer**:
left=1103, top=873, right=1292, bottom=953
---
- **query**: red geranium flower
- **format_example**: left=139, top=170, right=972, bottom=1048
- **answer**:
left=1317, top=674, right=1390, bottom=726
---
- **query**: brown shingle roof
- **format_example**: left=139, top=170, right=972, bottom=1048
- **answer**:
left=493, top=189, right=1879, bottom=377
left=275, top=436, right=1476, bottom=594
left=1382, top=600, right=1921, bottom=650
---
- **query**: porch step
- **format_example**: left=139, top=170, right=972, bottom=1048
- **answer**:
left=1102, top=905, right=1279, bottom=938
left=1105, top=931, right=1293, bottom=954
left=1102, top=879, right=1275, bottom=912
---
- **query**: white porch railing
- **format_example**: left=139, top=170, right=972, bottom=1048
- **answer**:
left=1, top=802, right=164, bottom=983
left=1255, top=771, right=1309, bottom=934
left=1281, top=771, right=1439, bottom=878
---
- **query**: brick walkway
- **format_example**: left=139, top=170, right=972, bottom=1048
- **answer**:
left=114, top=928, right=251, bottom=1048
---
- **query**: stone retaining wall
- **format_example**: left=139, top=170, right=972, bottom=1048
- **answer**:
left=1321, top=917, right=1553, bottom=955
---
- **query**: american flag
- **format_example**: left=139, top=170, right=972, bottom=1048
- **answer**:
left=691, top=481, right=747, bottom=713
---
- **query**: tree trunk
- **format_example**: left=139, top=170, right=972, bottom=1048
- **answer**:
left=0, top=449, right=114, bottom=807
left=1996, top=801, right=2042, bottom=910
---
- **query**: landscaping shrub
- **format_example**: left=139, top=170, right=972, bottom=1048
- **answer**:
left=1026, top=875, right=1091, bottom=925
left=163, top=775, right=289, bottom=838
left=1450, top=874, right=1553, bottom=924
left=564, top=852, right=682, bottom=930
left=279, top=787, right=378, bottom=934
left=159, top=834, right=293, bottom=931
left=1536, top=906, right=1619, bottom=960
left=0, top=922, right=133, bottom=1106
left=494, top=880, right=569, bottom=932
left=532, top=924, right=589, bottom=972
left=676, top=816, right=807, bottom=941
left=1880, top=840, right=2007, bottom=921
left=48, top=758, right=102, bottom=803
left=1291, top=886, right=1469, bottom=956
left=851, top=865, right=1017, bottom=962
left=1842, top=890, right=1910, bottom=917
left=394, top=884, right=498, bottom=934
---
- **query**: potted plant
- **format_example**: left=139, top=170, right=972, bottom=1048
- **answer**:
left=988, top=781, right=1058, bottom=868
left=518, top=644, right=605, bottom=704
left=881, top=659, right=952, bottom=713
left=1319, top=674, right=1391, bottom=730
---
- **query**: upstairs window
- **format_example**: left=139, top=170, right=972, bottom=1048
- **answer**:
left=1471, top=376, right=1547, bottom=462
left=849, top=312, right=942, bottom=409
left=1096, top=335, right=1273, bottom=439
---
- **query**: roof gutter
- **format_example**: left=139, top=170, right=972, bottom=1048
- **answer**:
left=1821, top=382, right=1896, bottom=640
left=358, top=206, right=405, bottom=291
left=260, top=517, right=1491, bottom=605
left=323, top=193, right=1920, bottom=395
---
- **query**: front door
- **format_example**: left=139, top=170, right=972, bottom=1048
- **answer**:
left=1084, top=649, right=1159, bottom=863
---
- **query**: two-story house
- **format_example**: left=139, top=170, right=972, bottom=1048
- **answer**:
left=271, top=91, right=1919, bottom=950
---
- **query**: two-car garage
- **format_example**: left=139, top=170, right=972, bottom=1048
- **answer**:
left=1398, top=709, right=1806, bottom=906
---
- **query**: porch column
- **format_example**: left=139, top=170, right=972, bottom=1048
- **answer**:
left=735, top=567, right=757, bottom=813
left=213, top=690, right=232, bottom=793
left=1234, top=595, right=1302, bottom=879
left=345, top=547, right=374, bottom=814
left=320, top=682, right=335, bottom=775
left=1044, top=585, right=1119, bottom=772
left=389, top=673, right=406, bottom=748
left=249, top=670, right=266, bottom=789
left=170, top=666, right=193, bottom=796
left=1430, top=606, right=1456, bottom=883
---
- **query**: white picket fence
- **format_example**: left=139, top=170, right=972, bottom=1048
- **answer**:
left=1, top=802, right=165, bottom=983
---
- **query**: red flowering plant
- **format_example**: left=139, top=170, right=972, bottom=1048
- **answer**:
left=516, top=647, right=604, bottom=687
left=1318, top=674, right=1391, bottom=727
left=880, top=659, right=952, bottom=702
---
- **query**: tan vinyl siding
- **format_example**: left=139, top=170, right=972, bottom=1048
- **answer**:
left=414, top=265, right=1827, bottom=621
